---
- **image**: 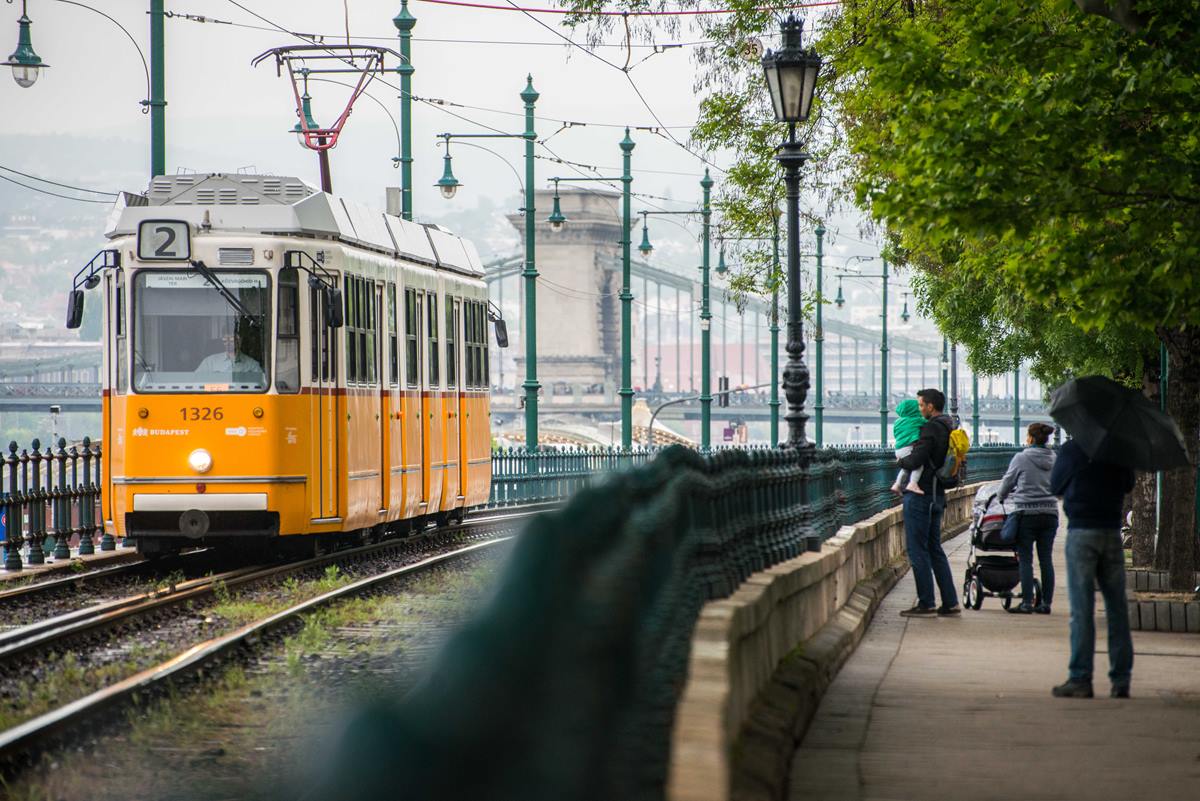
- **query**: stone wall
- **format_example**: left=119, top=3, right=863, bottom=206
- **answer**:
left=667, top=484, right=978, bottom=801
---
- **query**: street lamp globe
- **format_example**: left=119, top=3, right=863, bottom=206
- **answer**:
left=638, top=217, right=653, bottom=255
left=291, top=92, right=321, bottom=150
left=760, top=15, right=821, bottom=124
left=7, top=4, right=47, bottom=89
left=834, top=280, right=845, bottom=308
left=547, top=186, right=567, bottom=232
left=436, top=142, right=461, bottom=200
left=716, top=246, right=728, bottom=276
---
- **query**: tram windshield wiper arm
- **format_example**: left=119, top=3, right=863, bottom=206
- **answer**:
left=188, top=260, right=256, bottom=322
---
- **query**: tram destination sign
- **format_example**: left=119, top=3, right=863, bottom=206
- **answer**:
left=137, top=219, right=192, bottom=261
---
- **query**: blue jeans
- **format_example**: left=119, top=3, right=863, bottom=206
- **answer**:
left=1065, top=528, right=1133, bottom=687
left=903, top=491, right=958, bottom=609
left=1015, top=513, right=1058, bottom=607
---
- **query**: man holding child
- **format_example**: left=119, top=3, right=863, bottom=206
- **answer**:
left=895, top=388, right=963, bottom=618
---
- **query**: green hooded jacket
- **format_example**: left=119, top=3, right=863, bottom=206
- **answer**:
left=893, top=399, right=924, bottom=448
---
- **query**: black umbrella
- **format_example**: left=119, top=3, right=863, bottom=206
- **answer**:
left=1048, top=375, right=1190, bottom=471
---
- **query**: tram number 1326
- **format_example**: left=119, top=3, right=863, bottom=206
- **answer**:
left=180, top=407, right=225, bottom=421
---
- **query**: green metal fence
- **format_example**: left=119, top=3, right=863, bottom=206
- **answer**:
left=487, top=446, right=657, bottom=507
left=317, top=443, right=1022, bottom=801
left=1, top=438, right=104, bottom=570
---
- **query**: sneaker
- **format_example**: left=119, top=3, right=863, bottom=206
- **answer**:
left=1009, top=602, right=1034, bottom=614
left=1051, top=680, right=1094, bottom=698
left=904, top=481, right=925, bottom=495
left=1110, top=685, right=1130, bottom=699
left=1034, top=604, right=1051, bottom=614
left=936, top=605, right=962, bottom=617
left=900, top=604, right=937, bottom=618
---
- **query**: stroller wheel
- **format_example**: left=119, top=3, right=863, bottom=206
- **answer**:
left=1003, top=594, right=1013, bottom=611
left=967, top=578, right=984, bottom=610
left=1033, top=579, right=1043, bottom=608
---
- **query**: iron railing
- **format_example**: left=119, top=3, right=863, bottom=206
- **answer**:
left=1, top=438, right=105, bottom=570
left=487, top=447, right=657, bottom=507
left=315, top=443, right=1023, bottom=801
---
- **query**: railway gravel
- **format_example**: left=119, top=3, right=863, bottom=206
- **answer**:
left=0, top=516, right=524, bottom=735
left=3, top=548, right=506, bottom=801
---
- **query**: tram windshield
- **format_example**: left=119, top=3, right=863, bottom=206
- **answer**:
left=132, top=270, right=271, bottom=392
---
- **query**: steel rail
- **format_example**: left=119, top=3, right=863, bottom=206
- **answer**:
left=0, top=537, right=508, bottom=766
left=0, top=549, right=210, bottom=606
left=0, top=506, right=543, bottom=665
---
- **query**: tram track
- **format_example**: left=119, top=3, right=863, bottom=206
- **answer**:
left=0, top=505, right=543, bottom=768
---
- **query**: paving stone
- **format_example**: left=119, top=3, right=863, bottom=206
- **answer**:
left=1170, top=602, right=1187, bottom=633
left=1156, top=601, right=1172, bottom=632
left=1139, top=601, right=1156, bottom=630
left=1186, top=602, right=1200, bottom=634
left=1127, top=601, right=1141, bottom=630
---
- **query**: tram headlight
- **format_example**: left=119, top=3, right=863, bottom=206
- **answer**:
left=188, top=449, right=213, bottom=474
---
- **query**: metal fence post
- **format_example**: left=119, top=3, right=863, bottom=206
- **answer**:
left=4, top=442, right=23, bottom=570
left=27, top=440, right=44, bottom=565
left=53, top=438, right=71, bottom=560
left=73, top=444, right=93, bottom=556
left=87, top=437, right=110, bottom=552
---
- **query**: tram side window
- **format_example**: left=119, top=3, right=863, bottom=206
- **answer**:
left=427, top=292, right=440, bottom=388
left=481, top=300, right=490, bottom=388
left=344, top=276, right=358, bottom=383
left=387, top=283, right=398, bottom=387
left=361, top=277, right=375, bottom=385
left=446, top=296, right=458, bottom=389
left=463, top=300, right=474, bottom=390
left=115, top=272, right=128, bottom=393
left=404, top=288, right=419, bottom=388
left=277, top=267, right=300, bottom=393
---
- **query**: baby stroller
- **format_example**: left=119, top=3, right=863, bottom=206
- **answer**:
left=962, top=481, right=1042, bottom=611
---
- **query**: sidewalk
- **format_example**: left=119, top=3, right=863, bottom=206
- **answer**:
left=788, top=519, right=1200, bottom=801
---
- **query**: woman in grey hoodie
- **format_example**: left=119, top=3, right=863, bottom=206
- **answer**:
left=997, top=423, right=1059, bottom=614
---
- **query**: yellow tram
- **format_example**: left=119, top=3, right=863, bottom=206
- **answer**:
left=67, top=173, right=501, bottom=554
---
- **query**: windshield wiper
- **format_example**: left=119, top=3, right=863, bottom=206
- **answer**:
left=189, top=259, right=257, bottom=323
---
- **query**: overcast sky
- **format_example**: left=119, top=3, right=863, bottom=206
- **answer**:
left=3, top=3, right=886, bottom=239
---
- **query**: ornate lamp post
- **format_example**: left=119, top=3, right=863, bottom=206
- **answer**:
left=393, top=1, right=416, bottom=220
left=761, top=15, right=821, bottom=449
left=832, top=256, right=893, bottom=448
left=545, top=129, right=636, bottom=449
left=438, top=76, right=540, bottom=451
left=949, top=341, right=959, bottom=422
left=637, top=171, right=714, bottom=447
left=813, top=223, right=825, bottom=446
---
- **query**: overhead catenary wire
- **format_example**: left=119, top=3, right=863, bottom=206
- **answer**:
left=0, top=172, right=115, bottom=204
left=0, top=164, right=119, bottom=197
left=165, top=9, right=712, bottom=49
left=493, top=0, right=729, bottom=176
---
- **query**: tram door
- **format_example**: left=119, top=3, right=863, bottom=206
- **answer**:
left=310, top=287, right=339, bottom=520
left=375, top=284, right=388, bottom=514
left=409, top=290, right=428, bottom=513
left=447, top=297, right=464, bottom=506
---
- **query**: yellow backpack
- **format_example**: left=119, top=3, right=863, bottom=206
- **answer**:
left=938, top=427, right=971, bottom=481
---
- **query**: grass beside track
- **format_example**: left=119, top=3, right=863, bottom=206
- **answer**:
left=0, top=563, right=361, bottom=733
left=2, top=554, right=502, bottom=801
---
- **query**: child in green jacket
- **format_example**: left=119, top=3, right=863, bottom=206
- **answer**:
left=891, top=398, right=925, bottom=495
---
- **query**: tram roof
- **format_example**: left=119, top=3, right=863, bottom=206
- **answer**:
left=104, top=173, right=484, bottom=277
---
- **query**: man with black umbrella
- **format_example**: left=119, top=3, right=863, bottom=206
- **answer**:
left=1048, top=439, right=1135, bottom=698
left=1045, top=374, right=1188, bottom=700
